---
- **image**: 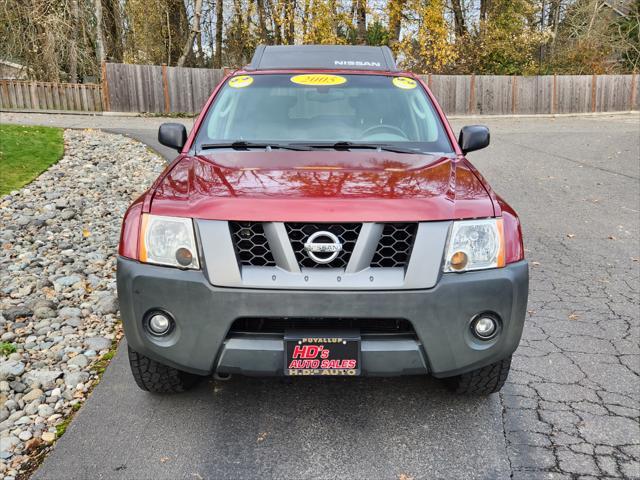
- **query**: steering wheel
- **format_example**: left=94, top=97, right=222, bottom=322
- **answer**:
left=359, top=124, right=408, bottom=140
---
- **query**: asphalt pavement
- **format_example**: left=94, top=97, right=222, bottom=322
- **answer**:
left=2, top=112, right=639, bottom=479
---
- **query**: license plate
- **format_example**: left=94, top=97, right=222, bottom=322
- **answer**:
left=284, top=330, right=360, bottom=376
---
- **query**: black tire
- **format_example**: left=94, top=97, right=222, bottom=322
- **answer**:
left=127, top=346, right=201, bottom=393
left=445, top=355, right=512, bottom=395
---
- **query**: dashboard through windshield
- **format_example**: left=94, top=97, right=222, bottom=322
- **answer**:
left=195, top=73, right=454, bottom=154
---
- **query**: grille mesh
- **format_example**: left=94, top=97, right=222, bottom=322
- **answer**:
left=370, top=223, right=418, bottom=268
left=229, top=222, right=417, bottom=269
left=286, top=223, right=361, bottom=268
left=230, top=222, right=276, bottom=266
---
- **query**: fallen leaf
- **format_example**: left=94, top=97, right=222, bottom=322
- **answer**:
left=608, top=235, right=616, bottom=240
left=532, top=261, right=540, bottom=267
left=24, top=438, right=43, bottom=452
left=399, top=474, right=414, bottom=480
left=568, top=313, right=579, bottom=321
left=257, top=432, right=268, bottom=443
left=566, top=234, right=575, bottom=239
left=160, top=457, right=170, bottom=463
left=82, top=229, right=91, bottom=238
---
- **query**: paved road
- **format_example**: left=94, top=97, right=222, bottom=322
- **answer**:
left=3, top=112, right=639, bottom=479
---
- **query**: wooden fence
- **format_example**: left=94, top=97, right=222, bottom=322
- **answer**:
left=103, top=63, right=638, bottom=115
left=0, top=80, right=102, bottom=112
left=422, top=74, right=639, bottom=115
left=103, top=62, right=225, bottom=114
left=1, top=63, right=637, bottom=116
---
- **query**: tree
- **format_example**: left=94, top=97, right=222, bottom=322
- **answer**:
left=256, top=0, right=269, bottom=42
left=356, top=0, right=367, bottom=44
left=303, top=0, right=348, bottom=45
left=94, top=0, right=106, bottom=65
left=387, top=0, right=405, bottom=51
left=398, top=0, right=456, bottom=72
left=103, top=0, right=124, bottom=62
left=285, top=0, right=296, bottom=44
left=616, top=0, right=640, bottom=71
left=124, top=0, right=189, bottom=65
left=451, top=0, right=467, bottom=37
left=177, top=0, right=204, bottom=66
left=214, top=0, right=223, bottom=67
left=0, top=0, right=637, bottom=82
left=69, top=0, right=79, bottom=82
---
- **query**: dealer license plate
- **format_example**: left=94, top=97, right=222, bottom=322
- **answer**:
left=284, top=330, right=360, bottom=376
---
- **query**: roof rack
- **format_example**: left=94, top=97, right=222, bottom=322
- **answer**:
left=247, top=45, right=398, bottom=72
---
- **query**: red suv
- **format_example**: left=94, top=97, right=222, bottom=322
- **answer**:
left=117, top=45, right=528, bottom=395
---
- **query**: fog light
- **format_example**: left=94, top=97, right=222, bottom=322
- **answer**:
left=472, top=315, right=498, bottom=339
left=148, top=312, right=172, bottom=335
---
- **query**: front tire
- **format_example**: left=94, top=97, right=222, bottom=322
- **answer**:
left=445, top=356, right=512, bottom=395
left=127, top=346, right=201, bottom=393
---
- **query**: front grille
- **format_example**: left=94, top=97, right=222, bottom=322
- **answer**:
left=230, top=317, right=415, bottom=334
left=286, top=223, right=361, bottom=268
left=229, top=222, right=418, bottom=270
left=370, top=223, right=418, bottom=268
left=230, top=222, right=276, bottom=266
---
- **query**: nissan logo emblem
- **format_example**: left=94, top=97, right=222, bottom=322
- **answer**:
left=303, top=231, right=343, bottom=264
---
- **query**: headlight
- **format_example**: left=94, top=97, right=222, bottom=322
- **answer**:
left=444, top=218, right=505, bottom=272
left=139, top=214, right=200, bottom=269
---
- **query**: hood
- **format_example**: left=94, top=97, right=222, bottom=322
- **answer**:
left=148, top=151, right=495, bottom=222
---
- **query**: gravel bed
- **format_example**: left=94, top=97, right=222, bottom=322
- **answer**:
left=0, top=130, right=164, bottom=479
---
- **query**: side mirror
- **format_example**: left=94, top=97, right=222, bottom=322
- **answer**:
left=458, top=125, right=490, bottom=155
left=158, top=123, right=188, bottom=152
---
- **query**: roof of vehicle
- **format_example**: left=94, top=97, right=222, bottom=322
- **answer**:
left=246, top=45, right=398, bottom=72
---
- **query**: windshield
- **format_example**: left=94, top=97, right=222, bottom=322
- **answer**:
left=195, top=73, right=453, bottom=154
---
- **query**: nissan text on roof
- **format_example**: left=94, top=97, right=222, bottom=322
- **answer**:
left=117, top=45, right=528, bottom=395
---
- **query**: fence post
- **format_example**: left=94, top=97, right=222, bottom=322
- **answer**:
left=551, top=74, right=557, bottom=114
left=0, top=81, right=10, bottom=109
left=631, top=72, right=637, bottom=111
left=511, top=76, right=517, bottom=114
left=162, top=63, right=170, bottom=114
left=100, top=62, right=110, bottom=111
left=591, top=74, right=597, bottom=113
left=469, top=74, right=476, bottom=114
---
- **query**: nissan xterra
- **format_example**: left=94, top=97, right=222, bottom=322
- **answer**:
left=117, top=45, right=528, bottom=395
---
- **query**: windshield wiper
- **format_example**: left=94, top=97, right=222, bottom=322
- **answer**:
left=199, top=141, right=311, bottom=152
left=295, top=141, right=422, bottom=155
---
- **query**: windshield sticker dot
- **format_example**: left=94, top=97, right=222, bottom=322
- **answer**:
left=290, top=74, right=347, bottom=86
left=392, top=77, right=417, bottom=90
left=229, top=75, right=254, bottom=88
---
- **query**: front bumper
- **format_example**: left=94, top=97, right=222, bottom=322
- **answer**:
left=117, top=258, right=528, bottom=378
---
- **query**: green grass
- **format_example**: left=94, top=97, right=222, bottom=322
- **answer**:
left=55, top=417, right=72, bottom=437
left=0, top=124, right=64, bottom=196
left=0, top=342, right=17, bottom=356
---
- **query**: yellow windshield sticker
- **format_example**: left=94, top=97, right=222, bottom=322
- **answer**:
left=392, top=77, right=417, bottom=90
left=290, top=74, right=347, bottom=86
left=229, top=75, right=254, bottom=88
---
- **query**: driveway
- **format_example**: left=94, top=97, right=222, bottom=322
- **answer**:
left=2, top=112, right=638, bottom=479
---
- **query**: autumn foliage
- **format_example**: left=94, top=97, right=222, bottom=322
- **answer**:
left=0, top=0, right=638, bottom=82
